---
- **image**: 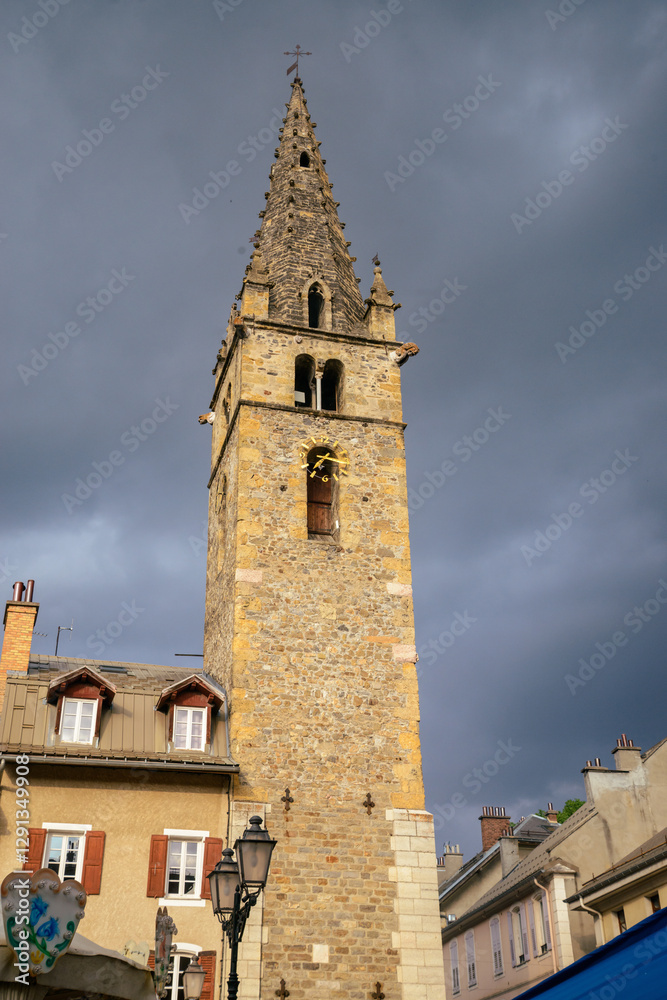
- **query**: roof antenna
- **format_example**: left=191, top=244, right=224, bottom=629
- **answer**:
left=174, top=654, right=204, bottom=658
left=55, top=620, right=73, bottom=656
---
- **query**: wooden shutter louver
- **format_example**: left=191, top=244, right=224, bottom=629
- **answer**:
left=81, top=830, right=105, bottom=894
left=147, top=834, right=168, bottom=897
left=201, top=838, right=223, bottom=899
left=198, top=951, right=216, bottom=1000
left=23, top=829, right=46, bottom=873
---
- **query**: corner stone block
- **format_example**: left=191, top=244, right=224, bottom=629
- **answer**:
left=236, top=568, right=263, bottom=584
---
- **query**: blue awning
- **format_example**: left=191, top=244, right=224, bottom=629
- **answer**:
left=515, top=908, right=667, bottom=1000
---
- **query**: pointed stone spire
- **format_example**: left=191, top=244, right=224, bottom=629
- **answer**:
left=365, top=261, right=400, bottom=340
left=252, top=77, right=366, bottom=332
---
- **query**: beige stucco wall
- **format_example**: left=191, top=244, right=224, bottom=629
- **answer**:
left=0, top=761, right=229, bottom=967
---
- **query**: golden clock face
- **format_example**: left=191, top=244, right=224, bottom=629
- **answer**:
left=300, top=434, right=350, bottom=482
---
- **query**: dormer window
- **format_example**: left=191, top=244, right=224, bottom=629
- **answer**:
left=47, top=666, right=116, bottom=745
left=300, top=151, right=310, bottom=167
left=173, top=707, right=205, bottom=751
left=61, top=697, right=96, bottom=744
left=308, top=284, right=324, bottom=328
left=156, top=674, right=225, bottom=755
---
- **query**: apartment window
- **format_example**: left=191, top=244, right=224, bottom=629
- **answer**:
left=61, top=697, right=96, bottom=743
left=465, top=930, right=477, bottom=987
left=511, top=905, right=529, bottom=965
left=450, top=940, right=460, bottom=995
left=159, top=949, right=215, bottom=1000
left=147, top=832, right=222, bottom=901
left=648, top=893, right=662, bottom=913
left=615, top=908, right=627, bottom=933
left=173, top=707, right=205, bottom=751
left=490, top=917, right=503, bottom=975
left=46, top=832, right=83, bottom=880
left=533, top=893, right=551, bottom=954
left=167, top=840, right=200, bottom=897
left=25, top=825, right=106, bottom=894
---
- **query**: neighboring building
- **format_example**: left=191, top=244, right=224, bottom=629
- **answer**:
left=0, top=590, right=236, bottom=1000
left=440, top=734, right=667, bottom=1000
left=1, top=71, right=446, bottom=1000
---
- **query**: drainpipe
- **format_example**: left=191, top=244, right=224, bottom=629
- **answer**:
left=577, top=894, right=605, bottom=946
left=534, top=878, right=558, bottom=976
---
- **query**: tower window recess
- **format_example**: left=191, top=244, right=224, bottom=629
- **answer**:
left=321, top=359, right=343, bottom=412
left=294, top=354, right=315, bottom=407
left=300, top=151, right=310, bottom=167
left=306, top=448, right=339, bottom=539
left=308, top=284, right=325, bottom=328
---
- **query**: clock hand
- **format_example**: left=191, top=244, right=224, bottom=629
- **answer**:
left=312, top=452, right=331, bottom=469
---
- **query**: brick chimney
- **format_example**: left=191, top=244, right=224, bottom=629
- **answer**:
left=546, top=802, right=559, bottom=823
left=0, top=581, right=39, bottom=713
left=611, top=733, right=642, bottom=770
left=479, top=806, right=511, bottom=852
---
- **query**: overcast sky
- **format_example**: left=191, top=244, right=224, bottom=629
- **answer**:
left=2, top=0, right=666, bottom=858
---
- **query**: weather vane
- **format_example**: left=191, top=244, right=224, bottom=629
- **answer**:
left=284, top=45, right=312, bottom=78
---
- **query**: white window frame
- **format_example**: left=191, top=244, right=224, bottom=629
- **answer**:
left=512, top=906, right=528, bottom=965
left=159, top=829, right=208, bottom=907
left=450, top=940, right=460, bottom=995
left=165, top=946, right=201, bottom=1000
left=490, top=916, right=504, bottom=976
left=60, top=697, right=97, bottom=744
left=172, top=706, right=206, bottom=751
left=465, top=930, right=477, bottom=987
left=41, top=823, right=91, bottom=882
left=533, top=894, right=549, bottom=954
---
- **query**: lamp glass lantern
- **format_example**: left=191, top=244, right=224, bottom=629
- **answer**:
left=235, top=815, right=277, bottom=890
left=182, top=957, right=206, bottom=1000
left=207, top=848, right=241, bottom=917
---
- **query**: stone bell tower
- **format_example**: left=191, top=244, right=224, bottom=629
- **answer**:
left=203, top=76, right=445, bottom=1000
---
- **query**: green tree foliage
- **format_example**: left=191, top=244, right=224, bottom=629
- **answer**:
left=537, top=799, right=585, bottom=823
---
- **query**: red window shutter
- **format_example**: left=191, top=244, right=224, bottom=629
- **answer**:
left=201, top=838, right=223, bottom=899
left=198, top=951, right=217, bottom=1000
left=147, top=950, right=155, bottom=970
left=147, top=835, right=168, bottom=897
left=23, top=829, right=46, bottom=873
left=81, top=831, right=105, bottom=894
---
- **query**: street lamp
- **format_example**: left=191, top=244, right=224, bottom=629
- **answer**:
left=207, top=817, right=277, bottom=1000
left=182, top=958, right=207, bottom=1000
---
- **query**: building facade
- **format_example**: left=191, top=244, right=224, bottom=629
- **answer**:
left=202, top=76, right=445, bottom=1000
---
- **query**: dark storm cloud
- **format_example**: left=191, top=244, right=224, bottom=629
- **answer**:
left=1, top=0, right=666, bottom=856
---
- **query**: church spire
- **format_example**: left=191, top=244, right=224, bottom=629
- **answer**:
left=243, top=77, right=368, bottom=332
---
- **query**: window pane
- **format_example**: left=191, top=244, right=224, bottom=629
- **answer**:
left=64, top=837, right=79, bottom=879
left=47, top=835, right=63, bottom=873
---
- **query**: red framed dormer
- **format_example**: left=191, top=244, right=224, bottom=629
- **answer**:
left=47, top=665, right=116, bottom=745
left=156, top=674, right=224, bottom=753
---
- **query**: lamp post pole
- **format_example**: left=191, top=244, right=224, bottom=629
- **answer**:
left=207, top=817, right=277, bottom=1000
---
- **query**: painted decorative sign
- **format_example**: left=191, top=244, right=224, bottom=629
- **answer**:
left=154, top=906, right=177, bottom=998
left=1, top=868, right=87, bottom=980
